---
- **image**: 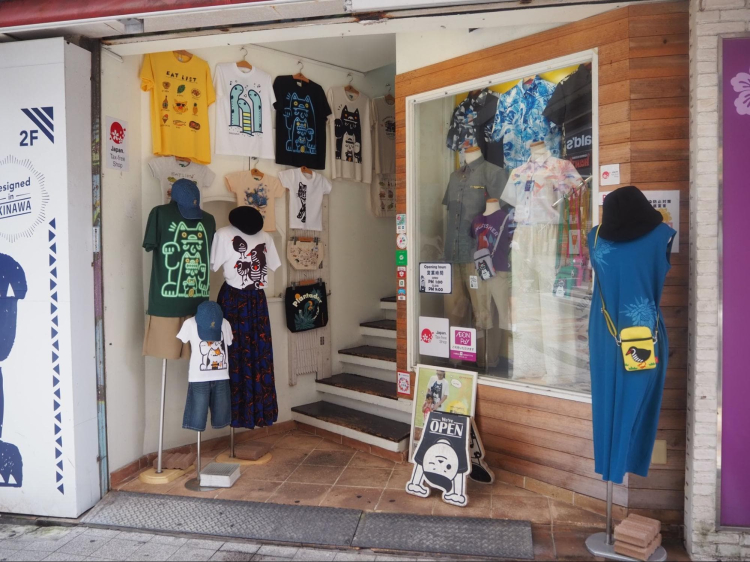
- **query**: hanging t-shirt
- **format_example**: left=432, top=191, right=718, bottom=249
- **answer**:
left=470, top=209, right=513, bottom=272
left=143, top=202, right=216, bottom=317
left=543, top=64, right=593, bottom=177
left=278, top=168, right=332, bottom=231
left=177, top=316, right=234, bottom=383
left=224, top=171, right=285, bottom=232
left=140, top=52, right=216, bottom=164
left=273, top=76, right=331, bottom=170
left=214, top=63, right=275, bottom=159
left=328, top=87, right=373, bottom=184
left=149, top=156, right=216, bottom=203
left=210, top=225, right=281, bottom=291
left=372, top=96, right=396, bottom=175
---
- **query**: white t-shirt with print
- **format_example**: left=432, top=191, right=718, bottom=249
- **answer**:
left=278, top=168, right=332, bottom=231
left=427, top=376, right=449, bottom=405
left=177, top=316, right=234, bottom=383
left=210, top=225, right=281, bottom=291
left=214, top=63, right=276, bottom=159
left=149, top=156, right=216, bottom=203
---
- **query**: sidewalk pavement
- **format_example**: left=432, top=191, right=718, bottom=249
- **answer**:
left=0, top=523, right=439, bottom=562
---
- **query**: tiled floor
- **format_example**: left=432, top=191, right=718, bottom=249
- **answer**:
left=115, top=429, right=690, bottom=561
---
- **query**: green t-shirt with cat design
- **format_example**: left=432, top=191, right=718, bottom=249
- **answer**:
left=143, top=201, right=216, bottom=317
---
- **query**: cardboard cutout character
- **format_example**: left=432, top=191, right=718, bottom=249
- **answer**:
left=406, top=411, right=470, bottom=507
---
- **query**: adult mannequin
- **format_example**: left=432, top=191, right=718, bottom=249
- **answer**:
left=464, top=146, right=483, bottom=165
left=588, top=186, right=674, bottom=485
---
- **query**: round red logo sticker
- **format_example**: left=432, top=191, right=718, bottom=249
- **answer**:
left=109, top=121, right=126, bottom=144
left=602, top=171, right=610, bottom=179
left=420, top=329, right=433, bottom=343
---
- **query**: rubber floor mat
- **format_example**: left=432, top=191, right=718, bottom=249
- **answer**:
left=352, top=512, right=534, bottom=559
left=83, top=492, right=361, bottom=547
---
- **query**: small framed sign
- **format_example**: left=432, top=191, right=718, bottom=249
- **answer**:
left=419, top=263, right=452, bottom=294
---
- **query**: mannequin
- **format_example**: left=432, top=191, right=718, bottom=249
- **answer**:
left=483, top=198, right=501, bottom=215
left=212, top=207, right=281, bottom=430
left=141, top=179, right=216, bottom=481
left=585, top=186, right=672, bottom=561
left=464, top=146, right=482, bottom=165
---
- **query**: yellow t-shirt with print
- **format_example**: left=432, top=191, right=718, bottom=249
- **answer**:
left=140, top=52, right=216, bottom=164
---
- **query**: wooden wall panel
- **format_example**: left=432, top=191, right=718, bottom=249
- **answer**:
left=394, top=1, right=688, bottom=524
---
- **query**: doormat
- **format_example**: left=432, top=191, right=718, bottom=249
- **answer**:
left=83, top=491, right=534, bottom=559
left=82, top=492, right=361, bottom=547
left=352, top=512, right=534, bottom=560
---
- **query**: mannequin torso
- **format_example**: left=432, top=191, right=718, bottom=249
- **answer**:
left=484, top=198, right=501, bottom=216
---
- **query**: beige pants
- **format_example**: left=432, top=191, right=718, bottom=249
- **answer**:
left=143, top=315, right=191, bottom=360
left=511, top=224, right=577, bottom=381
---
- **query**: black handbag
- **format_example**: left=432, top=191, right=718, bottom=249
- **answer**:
left=284, top=282, right=328, bottom=333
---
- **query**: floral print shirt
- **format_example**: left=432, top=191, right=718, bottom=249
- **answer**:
left=490, top=77, right=561, bottom=169
left=499, top=150, right=582, bottom=226
left=446, top=89, right=498, bottom=152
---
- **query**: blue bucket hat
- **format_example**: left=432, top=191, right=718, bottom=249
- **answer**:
left=195, top=301, right=223, bottom=342
left=171, top=179, right=202, bottom=220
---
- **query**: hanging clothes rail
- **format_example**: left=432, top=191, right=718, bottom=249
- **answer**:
left=243, top=44, right=366, bottom=77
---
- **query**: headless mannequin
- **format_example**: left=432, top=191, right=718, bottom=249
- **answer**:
left=529, top=140, right=547, bottom=160
left=482, top=198, right=512, bottom=368
left=464, top=146, right=482, bottom=165
left=483, top=198, right=501, bottom=215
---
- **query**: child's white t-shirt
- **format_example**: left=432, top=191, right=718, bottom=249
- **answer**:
left=176, top=316, right=233, bottom=383
left=210, top=225, right=281, bottom=291
left=148, top=156, right=216, bottom=203
left=214, top=63, right=276, bottom=159
left=278, top=168, right=332, bottom=231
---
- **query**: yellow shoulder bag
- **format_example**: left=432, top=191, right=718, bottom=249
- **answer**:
left=594, top=226, right=658, bottom=372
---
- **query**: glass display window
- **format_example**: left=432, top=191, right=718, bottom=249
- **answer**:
left=406, top=51, right=599, bottom=396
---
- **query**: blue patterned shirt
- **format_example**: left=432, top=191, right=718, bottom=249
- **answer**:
left=490, top=77, right=561, bottom=169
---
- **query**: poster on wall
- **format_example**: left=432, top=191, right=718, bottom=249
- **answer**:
left=105, top=116, right=129, bottom=171
left=720, top=35, right=750, bottom=528
left=0, top=38, right=98, bottom=517
left=409, top=364, right=477, bottom=459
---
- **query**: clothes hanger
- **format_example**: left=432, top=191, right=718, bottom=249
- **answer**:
left=236, top=46, right=252, bottom=71
left=250, top=157, right=263, bottom=180
left=173, top=50, right=193, bottom=62
left=175, top=156, right=191, bottom=164
left=465, top=146, right=481, bottom=153
left=293, top=61, right=309, bottom=83
left=468, top=89, right=482, bottom=97
left=384, top=83, right=395, bottom=105
left=523, top=75, right=535, bottom=85
left=300, top=166, right=313, bottom=177
left=344, top=73, right=359, bottom=96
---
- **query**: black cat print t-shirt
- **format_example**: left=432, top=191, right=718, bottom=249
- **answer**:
left=210, top=225, right=281, bottom=291
left=273, top=76, right=331, bottom=170
left=327, top=86, right=373, bottom=185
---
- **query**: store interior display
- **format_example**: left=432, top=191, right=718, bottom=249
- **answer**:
left=418, top=61, right=595, bottom=392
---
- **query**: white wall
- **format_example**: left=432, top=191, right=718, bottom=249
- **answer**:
left=686, top=0, right=750, bottom=559
left=102, top=45, right=396, bottom=474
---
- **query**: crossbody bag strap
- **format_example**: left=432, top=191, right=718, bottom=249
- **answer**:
left=490, top=212, right=511, bottom=258
left=594, top=225, right=659, bottom=345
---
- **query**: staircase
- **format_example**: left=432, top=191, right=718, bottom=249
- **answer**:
left=292, top=296, right=412, bottom=456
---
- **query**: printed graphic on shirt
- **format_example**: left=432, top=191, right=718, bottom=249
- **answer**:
left=284, top=93, right=316, bottom=154
left=377, top=175, right=396, bottom=213
left=290, top=287, right=324, bottom=331
left=231, top=235, right=268, bottom=289
left=244, top=183, right=269, bottom=214
left=335, top=106, right=362, bottom=162
left=296, top=182, right=307, bottom=223
left=229, top=83, right=262, bottom=136
left=161, top=221, right=209, bottom=298
left=384, top=116, right=396, bottom=139
left=199, top=339, right=227, bottom=371
left=158, top=76, right=203, bottom=134
left=622, top=297, right=657, bottom=327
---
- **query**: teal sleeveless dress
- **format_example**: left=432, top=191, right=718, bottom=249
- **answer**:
left=588, top=223, right=675, bottom=484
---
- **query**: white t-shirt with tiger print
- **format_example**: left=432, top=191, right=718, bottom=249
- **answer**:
left=210, top=225, right=281, bottom=291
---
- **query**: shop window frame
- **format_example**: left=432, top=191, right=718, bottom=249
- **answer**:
left=405, top=48, right=600, bottom=403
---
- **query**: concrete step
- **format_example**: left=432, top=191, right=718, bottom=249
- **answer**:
left=360, top=319, right=397, bottom=340
left=291, top=401, right=410, bottom=452
left=379, top=296, right=397, bottom=311
left=316, top=373, right=412, bottom=414
left=338, top=345, right=396, bottom=371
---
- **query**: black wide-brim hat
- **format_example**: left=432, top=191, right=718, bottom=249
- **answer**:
left=599, top=186, right=663, bottom=242
left=229, top=206, right=264, bottom=235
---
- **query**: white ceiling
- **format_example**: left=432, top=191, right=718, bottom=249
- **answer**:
left=258, top=34, right=396, bottom=73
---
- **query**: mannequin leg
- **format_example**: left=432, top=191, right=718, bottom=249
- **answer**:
left=156, top=359, right=167, bottom=474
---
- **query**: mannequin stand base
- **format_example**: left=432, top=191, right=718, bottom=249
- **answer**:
left=215, top=451, right=272, bottom=465
left=184, top=478, right=219, bottom=493
left=585, top=533, right=667, bottom=562
left=138, top=467, right=188, bottom=485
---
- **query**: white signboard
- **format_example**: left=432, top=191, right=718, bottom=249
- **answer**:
left=419, top=316, right=450, bottom=358
left=0, top=39, right=98, bottom=517
left=105, top=116, right=129, bottom=171
left=600, top=189, right=680, bottom=252
left=600, top=163, right=620, bottom=186
left=419, top=263, right=452, bottom=294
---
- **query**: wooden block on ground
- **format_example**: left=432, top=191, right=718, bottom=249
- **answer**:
left=614, top=533, right=662, bottom=561
left=153, top=452, right=196, bottom=471
left=615, top=519, right=657, bottom=547
left=234, top=442, right=271, bottom=461
left=628, top=513, right=662, bottom=535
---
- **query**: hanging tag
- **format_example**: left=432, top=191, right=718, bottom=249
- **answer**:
left=469, top=276, right=478, bottom=290
left=569, top=229, right=580, bottom=255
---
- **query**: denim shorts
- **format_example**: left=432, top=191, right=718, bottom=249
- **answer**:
left=182, top=380, right=231, bottom=432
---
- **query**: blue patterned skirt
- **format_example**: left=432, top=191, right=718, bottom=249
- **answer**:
left=217, top=283, right=278, bottom=429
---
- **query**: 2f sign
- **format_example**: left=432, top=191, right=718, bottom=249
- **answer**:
left=19, top=107, right=55, bottom=146
left=19, top=130, right=40, bottom=146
